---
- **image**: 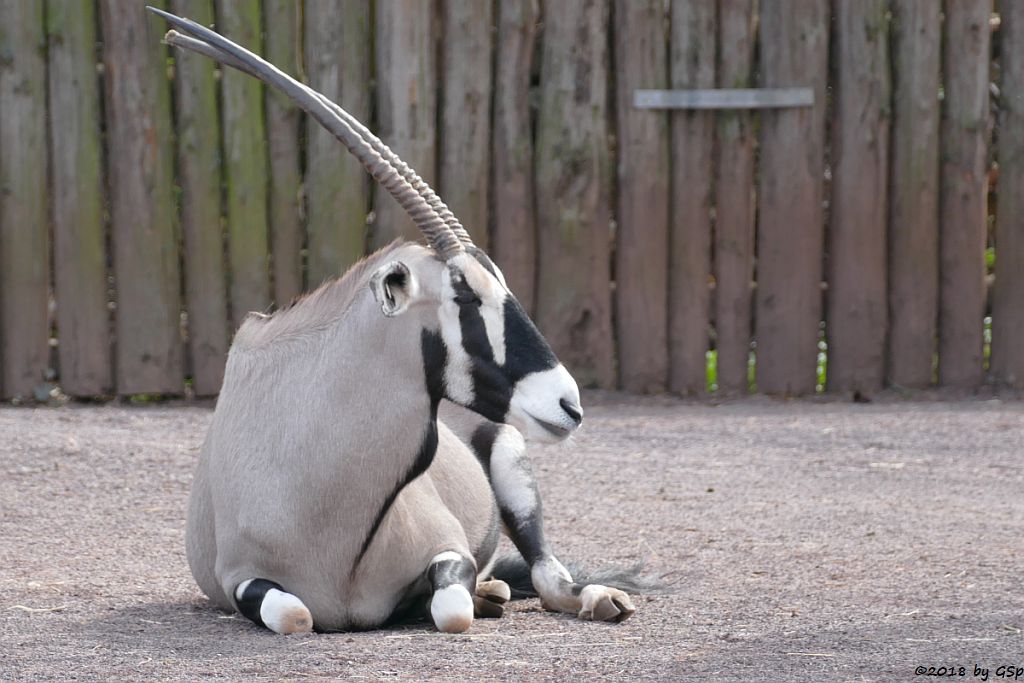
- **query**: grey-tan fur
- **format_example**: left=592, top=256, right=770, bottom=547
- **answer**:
left=154, top=8, right=639, bottom=635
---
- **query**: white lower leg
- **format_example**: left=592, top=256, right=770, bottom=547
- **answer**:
left=234, top=579, right=313, bottom=635
left=427, top=551, right=476, bottom=634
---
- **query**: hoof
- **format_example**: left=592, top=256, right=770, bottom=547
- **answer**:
left=473, top=595, right=505, bottom=618
left=476, top=579, right=511, bottom=604
left=578, top=585, right=636, bottom=623
left=430, top=584, right=474, bottom=633
left=261, top=590, right=314, bottom=635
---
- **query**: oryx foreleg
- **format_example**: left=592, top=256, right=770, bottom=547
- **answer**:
left=474, top=424, right=636, bottom=623
left=426, top=551, right=477, bottom=633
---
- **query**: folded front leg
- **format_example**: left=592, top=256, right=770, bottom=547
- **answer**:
left=472, top=422, right=636, bottom=623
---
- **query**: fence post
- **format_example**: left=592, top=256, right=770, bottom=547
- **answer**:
left=172, top=0, right=229, bottom=397
left=755, top=0, right=829, bottom=395
left=440, top=0, right=493, bottom=249
left=305, top=0, right=371, bottom=285
left=492, top=0, right=539, bottom=314
left=47, top=0, right=111, bottom=397
left=100, top=1, right=183, bottom=395
left=217, top=0, right=271, bottom=330
left=939, top=0, right=992, bottom=389
left=535, top=0, right=614, bottom=388
left=0, top=1, right=49, bottom=401
left=992, top=1, right=1024, bottom=387
left=828, top=1, right=891, bottom=395
left=614, top=0, right=669, bottom=394
left=373, top=0, right=438, bottom=249
left=265, top=0, right=304, bottom=305
left=667, top=0, right=715, bottom=395
left=713, top=0, right=757, bottom=396
left=888, top=0, right=941, bottom=390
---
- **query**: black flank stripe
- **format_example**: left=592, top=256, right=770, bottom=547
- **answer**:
left=352, top=330, right=447, bottom=572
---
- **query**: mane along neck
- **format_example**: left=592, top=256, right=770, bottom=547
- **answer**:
left=230, top=241, right=425, bottom=352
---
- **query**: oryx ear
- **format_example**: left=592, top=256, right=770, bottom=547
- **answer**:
left=370, top=261, right=418, bottom=317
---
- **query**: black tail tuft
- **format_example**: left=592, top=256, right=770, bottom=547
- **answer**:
left=485, top=553, right=670, bottom=600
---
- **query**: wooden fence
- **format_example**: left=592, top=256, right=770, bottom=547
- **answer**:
left=0, top=0, right=1017, bottom=400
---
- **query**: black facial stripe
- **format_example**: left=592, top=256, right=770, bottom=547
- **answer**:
left=499, top=297, right=559, bottom=381
left=456, top=283, right=494, bottom=362
left=236, top=579, right=284, bottom=629
left=353, top=330, right=446, bottom=573
left=446, top=262, right=561, bottom=423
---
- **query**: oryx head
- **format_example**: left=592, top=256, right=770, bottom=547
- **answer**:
left=155, top=8, right=582, bottom=443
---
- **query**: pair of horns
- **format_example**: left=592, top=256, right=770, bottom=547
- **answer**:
left=147, top=6, right=475, bottom=260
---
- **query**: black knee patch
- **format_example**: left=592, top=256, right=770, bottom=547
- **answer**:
left=428, top=557, right=476, bottom=594
left=236, top=579, right=283, bottom=628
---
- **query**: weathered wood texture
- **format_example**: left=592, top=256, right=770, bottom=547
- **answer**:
left=440, top=0, right=493, bottom=249
left=827, top=1, right=891, bottom=395
left=265, top=0, right=304, bottom=305
left=939, top=0, right=991, bottom=388
left=100, top=1, right=183, bottom=394
left=172, top=0, right=228, bottom=396
left=888, top=0, right=940, bottom=389
left=218, top=0, right=271, bottom=329
left=755, top=0, right=829, bottom=395
left=305, top=0, right=370, bottom=286
left=491, top=0, right=539, bottom=313
left=0, top=1, right=50, bottom=401
left=46, top=0, right=110, bottom=397
left=993, top=0, right=1024, bottom=387
left=535, top=0, right=614, bottom=388
left=713, top=0, right=757, bottom=395
left=373, top=0, right=437, bottom=249
left=667, top=0, right=715, bottom=395
left=615, top=0, right=669, bottom=394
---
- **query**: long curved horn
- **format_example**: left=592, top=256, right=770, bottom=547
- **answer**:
left=147, top=7, right=465, bottom=258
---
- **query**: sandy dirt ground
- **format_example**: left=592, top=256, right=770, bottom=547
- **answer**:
left=1, top=393, right=1022, bottom=682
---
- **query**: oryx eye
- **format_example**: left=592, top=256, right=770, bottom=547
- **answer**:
left=454, top=289, right=481, bottom=306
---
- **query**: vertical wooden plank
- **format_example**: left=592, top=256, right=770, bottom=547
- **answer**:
left=713, top=0, right=757, bottom=395
left=265, top=0, right=304, bottom=304
left=492, top=0, right=539, bottom=313
left=992, top=0, right=1024, bottom=387
left=888, top=0, right=941, bottom=389
left=615, top=0, right=669, bottom=394
left=0, top=0, right=49, bottom=401
left=305, top=0, right=370, bottom=285
left=47, top=0, right=110, bottom=397
left=491, top=0, right=540, bottom=313
left=217, top=0, right=270, bottom=329
left=172, top=0, right=228, bottom=396
left=755, top=0, right=829, bottom=395
left=372, top=0, right=437, bottom=249
left=939, top=0, right=991, bottom=388
left=667, top=0, right=715, bottom=395
left=439, top=0, right=493, bottom=248
left=535, top=0, right=614, bottom=388
left=827, top=0, right=891, bottom=395
left=100, top=1, right=183, bottom=394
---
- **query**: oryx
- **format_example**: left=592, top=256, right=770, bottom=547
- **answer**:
left=153, top=8, right=643, bottom=634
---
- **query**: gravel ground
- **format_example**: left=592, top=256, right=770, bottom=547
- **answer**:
left=1, top=394, right=1022, bottom=682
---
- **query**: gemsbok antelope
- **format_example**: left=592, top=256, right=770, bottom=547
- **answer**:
left=152, top=8, right=647, bottom=634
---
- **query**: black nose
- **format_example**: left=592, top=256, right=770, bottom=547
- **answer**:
left=559, top=398, right=583, bottom=425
